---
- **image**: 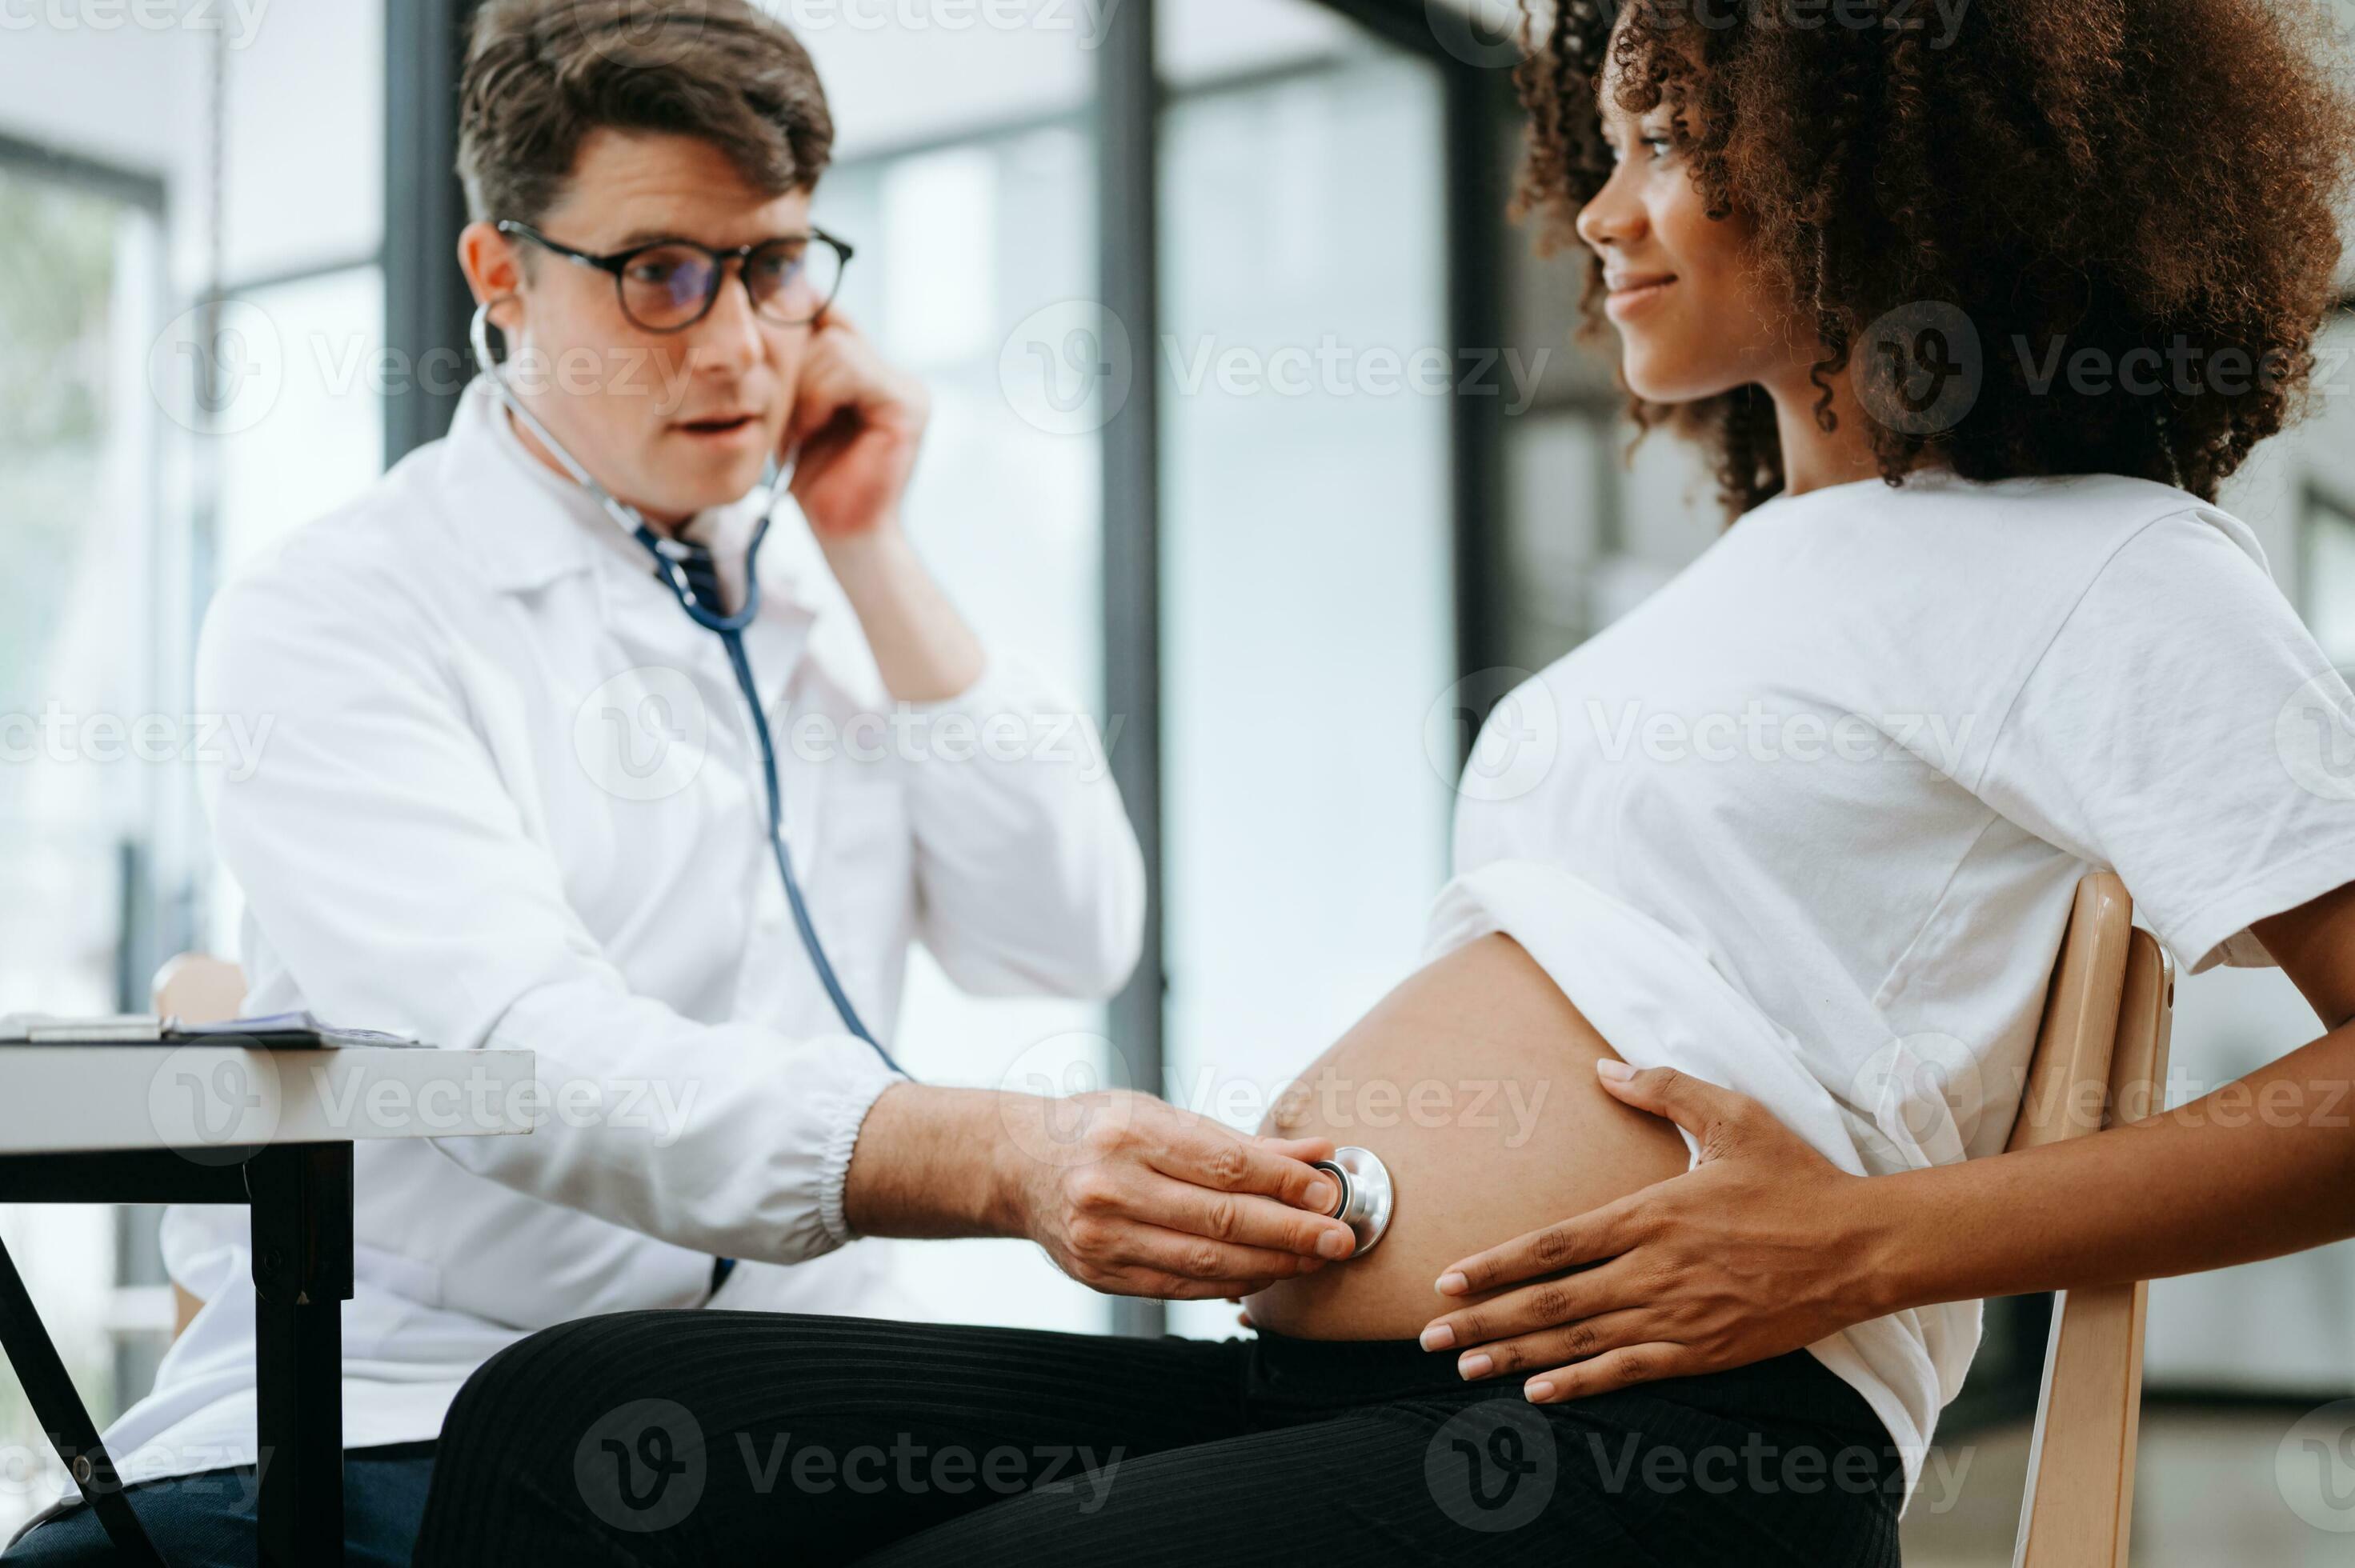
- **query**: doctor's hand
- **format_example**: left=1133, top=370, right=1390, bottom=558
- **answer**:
left=782, top=306, right=930, bottom=543
left=1418, top=1064, right=1882, bottom=1402
left=997, top=1090, right=1360, bottom=1301
left=776, top=306, right=980, bottom=703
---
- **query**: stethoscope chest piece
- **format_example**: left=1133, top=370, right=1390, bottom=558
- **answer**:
left=1309, top=1146, right=1394, bottom=1258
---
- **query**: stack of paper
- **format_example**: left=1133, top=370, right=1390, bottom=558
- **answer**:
left=0, top=1014, right=165, bottom=1042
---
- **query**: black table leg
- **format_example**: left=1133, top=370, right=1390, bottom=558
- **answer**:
left=0, top=1235, right=164, bottom=1566
left=247, top=1142, right=354, bottom=1568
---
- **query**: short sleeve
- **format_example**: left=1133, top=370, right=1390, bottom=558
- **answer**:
left=1973, top=510, right=2355, bottom=974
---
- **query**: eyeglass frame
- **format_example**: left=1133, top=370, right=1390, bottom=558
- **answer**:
left=495, top=218, right=855, bottom=334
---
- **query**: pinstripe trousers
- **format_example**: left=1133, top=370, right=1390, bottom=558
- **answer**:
left=412, top=1310, right=1904, bottom=1566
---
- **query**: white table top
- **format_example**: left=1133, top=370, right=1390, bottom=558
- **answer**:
left=0, top=1044, right=536, bottom=1156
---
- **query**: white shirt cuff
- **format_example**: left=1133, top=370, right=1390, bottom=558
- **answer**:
left=817, top=1057, right=909, bottom=1247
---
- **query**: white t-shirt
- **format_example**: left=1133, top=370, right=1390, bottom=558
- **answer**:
left=1428, top=467, right=2355, bottom=1500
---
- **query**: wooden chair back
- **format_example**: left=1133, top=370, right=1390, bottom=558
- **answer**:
left=2005, top=872, right=2176, bottom=1567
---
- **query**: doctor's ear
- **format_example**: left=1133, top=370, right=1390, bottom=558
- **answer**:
left=456, top=220, right=527, bottom=314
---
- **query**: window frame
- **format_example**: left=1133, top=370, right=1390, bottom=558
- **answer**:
left=0, top=128, right=178, bottom=1494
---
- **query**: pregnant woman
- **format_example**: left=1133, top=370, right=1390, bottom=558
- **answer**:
left=414, top=0, right=2355, bottom=1562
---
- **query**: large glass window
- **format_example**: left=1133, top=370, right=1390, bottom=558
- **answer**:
left=0, top=5, right=386, bottom=1532
left=1155, top=9, right=1458, bottom=1340
left=2301, top=317, right=2355, bottom=669
left=805, top=104, right=1112, bottom=1332
left=0, top=164, right=164, bottom=1017
left=212, top=268, right=389, bottom=581
left=218, top=1, right=386, bottom=282
left=0, top=152, right=171, bottom=1540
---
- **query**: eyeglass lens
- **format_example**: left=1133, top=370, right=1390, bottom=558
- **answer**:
left=618, top=238, right=843, bottom=330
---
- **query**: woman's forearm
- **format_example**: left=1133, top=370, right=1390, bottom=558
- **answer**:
left=1861, top=1018, right=2355, bottom=1313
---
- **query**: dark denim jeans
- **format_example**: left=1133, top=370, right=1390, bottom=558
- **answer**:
left=2, top=1442, right=437, bottom=1568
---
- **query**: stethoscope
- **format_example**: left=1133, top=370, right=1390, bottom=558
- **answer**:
left=469, top=299, right=907, bottom=1078
left=1310, top=1146, right=1396, bottom=1256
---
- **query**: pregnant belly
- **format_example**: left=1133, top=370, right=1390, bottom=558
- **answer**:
left=1243, top=934, right=1691, bottom=1341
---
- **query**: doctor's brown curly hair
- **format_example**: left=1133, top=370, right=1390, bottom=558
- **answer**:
left=1514, top=0, right=2355, bottom=518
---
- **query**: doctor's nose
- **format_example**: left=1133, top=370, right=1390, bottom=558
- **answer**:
left=683, top=264, right=771, bottom=375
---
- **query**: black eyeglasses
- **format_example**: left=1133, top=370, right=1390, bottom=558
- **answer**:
left=497, top=219, right=853, bottom=334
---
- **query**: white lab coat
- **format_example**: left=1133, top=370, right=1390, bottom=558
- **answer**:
left=93, top=378, right=1145, bottom=1489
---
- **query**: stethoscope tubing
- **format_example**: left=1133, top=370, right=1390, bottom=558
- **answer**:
left=469, top=301, right=907, bottom=1078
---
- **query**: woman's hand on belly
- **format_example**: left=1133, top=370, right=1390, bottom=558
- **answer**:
left=1417, top=1062, right=1876, bottom=1402
left=1240, top=935, right=1692, bottom=1343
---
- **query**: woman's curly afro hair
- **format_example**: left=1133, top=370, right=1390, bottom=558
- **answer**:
left=1515, top=0, right=2355, bottom=519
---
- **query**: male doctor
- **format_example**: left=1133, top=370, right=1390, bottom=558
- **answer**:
left=6, top=2, right=1355, bottom=1562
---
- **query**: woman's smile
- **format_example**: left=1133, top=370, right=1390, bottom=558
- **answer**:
left=1604, top=270, right=1679, bottom=319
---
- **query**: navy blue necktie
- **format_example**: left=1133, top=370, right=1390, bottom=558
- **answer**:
left=675, top=538, right=727, bottom=617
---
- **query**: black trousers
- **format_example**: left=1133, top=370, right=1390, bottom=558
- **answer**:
left=413, top=1311, right=1903, bottom=1567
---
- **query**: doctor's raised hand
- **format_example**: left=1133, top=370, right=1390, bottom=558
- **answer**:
left=775, top=300, right=985, bottom=705
left=779, top=302, right=926, bottom=542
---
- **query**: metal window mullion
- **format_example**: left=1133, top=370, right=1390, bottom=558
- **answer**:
left=1096, top=0, right=1164, bottom=1342
left=384, top=0, right=480, bottom=462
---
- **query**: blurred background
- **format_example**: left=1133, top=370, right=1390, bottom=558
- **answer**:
left=1, top=0, right=2353, bottom=1558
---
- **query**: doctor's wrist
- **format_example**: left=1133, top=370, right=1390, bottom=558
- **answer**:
left=815, top=526, right=987, bottom=703
left=840, top=1082, right=1023, bottom=1241
left=982, top=1091, right=1061, bottom=1242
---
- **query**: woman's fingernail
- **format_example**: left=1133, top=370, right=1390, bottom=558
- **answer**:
left=1457, top=1354, right=1493, bottom=1380
left=1304, top=1180, right=1336, bottom=1213
left=1420, top=1323, right=1455, bottom=1351
left=1436, top=1271, right=1468, bottom=1295
left=1526, top=1380, right=1556, bottom=1402
left=1595, top=1058, right=1634, bottom=1082
left=1317, top=1227, right=1352, bottom=1258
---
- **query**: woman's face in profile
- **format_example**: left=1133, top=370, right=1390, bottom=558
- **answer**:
left=1576, top=47, right=1799, bottom=406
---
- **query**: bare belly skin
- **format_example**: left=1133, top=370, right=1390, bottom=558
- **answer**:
left=1243, top=934, right=1691, bottom=1341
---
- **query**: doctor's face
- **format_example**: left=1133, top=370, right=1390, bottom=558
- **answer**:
left=461, top=130, right=819, bottom=527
